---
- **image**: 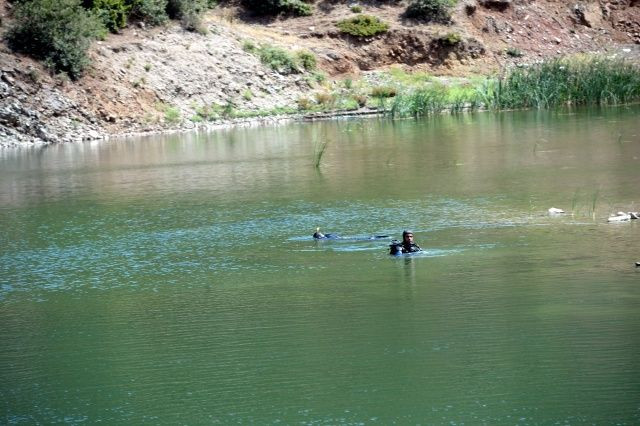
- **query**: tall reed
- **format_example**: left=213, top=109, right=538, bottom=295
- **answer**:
left=386, top=56, right=640, bottom=118
left=389, top=85, right=448, bottom=118
left=590, top=188, right=600, bottom=220
left=313, top=139, right=329, bottom=168
left=482, top=56, right=640, bottom=110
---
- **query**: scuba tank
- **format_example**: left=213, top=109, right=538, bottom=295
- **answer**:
left=389, top=240, right=403, bottom=256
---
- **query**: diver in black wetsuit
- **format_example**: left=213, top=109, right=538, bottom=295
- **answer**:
left=389, top=230, right=422, bottom=255
left=313, top=227, right=339, bottom=239
left=313, top=227, right=325, bottom=239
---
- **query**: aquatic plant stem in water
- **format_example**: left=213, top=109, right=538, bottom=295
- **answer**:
left=313, top=138, right=329, bottom=168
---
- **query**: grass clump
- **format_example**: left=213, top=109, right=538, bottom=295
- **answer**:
left=308, top=70, right=327, bottom=85
left=389, top=85, right=449, bottom=118
left=164, top=105, right=181, bottom=123
left=371, top=86, right=397, bottom=98
left=242, top=40, right=257, bottom=53
left=315, top=92, right=337, bottom=107
left=191, top=100, right=289, bottom=121
left=404, top=0, right=456, bottom=24
left=350, top=5, right=363, bottom=13
left=6, top=0, right=106, bottom=80
left=506, top=47, right=524, bottom=57
left=336, top=14, right=389, bottom=37
left=352, top=94, right=368, bottom=107
left=387, top=67, right=432, bottom=86
left=297, top=97, right=314, bottom=110
left=440, top=32, right=462, bottom=46
left=296, top=50, right=317, bottom=71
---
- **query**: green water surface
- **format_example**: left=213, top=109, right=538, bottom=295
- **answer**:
left=1, top=107, right=640, bottom=424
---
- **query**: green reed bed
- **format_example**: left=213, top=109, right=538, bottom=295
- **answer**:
left=481, top=57, right=640, bottom=110
left=387, top=56, right=640, bottom=118
left=389, top=83, right=481, bottom=118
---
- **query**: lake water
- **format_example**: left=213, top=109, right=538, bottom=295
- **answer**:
left=1, top=106, right=639, bottom=424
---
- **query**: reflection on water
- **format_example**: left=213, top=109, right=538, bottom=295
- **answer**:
left=1, top=106, right=639, bottom=423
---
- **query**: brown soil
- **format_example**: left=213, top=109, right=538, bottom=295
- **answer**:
left=217, top=0, right=640, bottom=76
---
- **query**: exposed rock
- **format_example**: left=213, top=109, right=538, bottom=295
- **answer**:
left=573, top=2, right=603, bottom=28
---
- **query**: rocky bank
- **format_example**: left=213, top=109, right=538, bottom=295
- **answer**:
left=0, top=0, right=639, bottom=148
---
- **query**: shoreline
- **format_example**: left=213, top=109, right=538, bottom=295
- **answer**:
left=5, top=100, right=640, bottom=150
left=0, top=107, right=389, bottom=150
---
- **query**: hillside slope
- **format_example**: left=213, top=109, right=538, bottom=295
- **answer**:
left=0, top=0, right=638, bottom=147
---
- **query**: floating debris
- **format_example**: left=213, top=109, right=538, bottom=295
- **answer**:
left=548, top=207, right=565, bottom=215
left=607, top=212, right=631, bottom=222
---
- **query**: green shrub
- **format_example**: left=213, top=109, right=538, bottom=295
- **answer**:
left=130, top=0, right=169, bottom=26
left=241, top=0, right=280, bottom=14
left=440, top=32, right=462, bottom=46
left=167, top=0, right=208, bottom=31
left=261, top=46, right=298, bottom=73
left=258, top=45, right=300, bottom=73
left=6, top=0, right=106, bottom=79
left=350, top=5, right=362, bottom=13
left=92, top=0, right=131, bottom=32
left=404, top=0, right=455, bottom=24
left=242, top=0, right=312, bottom=16
left=336, top=15, right=389, bottom=37
left=280, top=0, right=312, bottom=16
left=296, top=50, right=317, bottom=71
left=246, top=43, right=316, bottom=75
